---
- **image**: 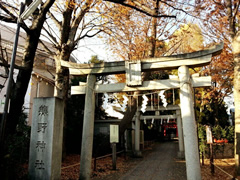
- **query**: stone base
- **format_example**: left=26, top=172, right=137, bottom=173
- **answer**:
left=134, top=150, right=143, bottom=158
left=178, top=151, right=185, bottom=159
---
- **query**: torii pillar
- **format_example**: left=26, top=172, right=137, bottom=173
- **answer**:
left=79, top=75, right=96, bottom=180
left=134, top=111, right=142, bottom=157
left=176, top=109, right=184, bottom=159
left=178, top=66, right=201, bottom=180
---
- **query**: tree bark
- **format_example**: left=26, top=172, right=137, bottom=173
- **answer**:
left=233, top=31, right=240, bottom=175
left=226, top=0, right=240, bottom=175
left=54, top=53, right=70, bottom=159
left=119, top=93, right=138, bottom=135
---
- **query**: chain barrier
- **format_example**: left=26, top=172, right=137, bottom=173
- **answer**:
left=61, top=150, right=125, bottom=170
left=210, top=161, right=238, bottom=180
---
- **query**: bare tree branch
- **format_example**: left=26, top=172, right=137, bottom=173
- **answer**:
left=1, top=1, right=19, bottom=11
left=77, top=29, right=102, bottom=42
left=233, top=0, right=240, bottom=21
left=0, top=2, right=18, bottom=20
left=42, top=25, right=59, bottom=45
left=131, top=0, right=155, bottom=14
left=226, top=0, right=235, bottom=38
left=38, top=39, right=55, bottom=56
left=74, top=12, right=106, bottom=43
left=212, top=0, right=224, bottom=7
left=0, top=34, right=9, bottom=77
left=0, top=58, right=30, bottom=71
left=31, top=0, right=56, bottom=30
left=0, top=3, right=32, bottom=34
left=0, top=15, right=16, bottom=23
left=69, top=0, right=94, bottom=43
left=104, top=0, right=176, bottom=18
left=47, top=11, right=62, bottom=31
left=160, top=1, right=195, bottom=17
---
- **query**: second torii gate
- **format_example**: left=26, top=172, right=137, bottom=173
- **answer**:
left=135, top=105, right=184, bottom=158
left=61, top=43, right=223, bottom=180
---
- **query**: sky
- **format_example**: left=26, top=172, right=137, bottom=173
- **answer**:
left=72, top=37, right=119, bottom=63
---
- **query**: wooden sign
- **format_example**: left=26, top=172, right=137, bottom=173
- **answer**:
left=110, top=125, right=119, bottom=143
left=206, top=126, right=213, bottom=144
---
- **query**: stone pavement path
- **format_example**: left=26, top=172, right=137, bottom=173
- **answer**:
left=119, top=141, right=187, bottom=180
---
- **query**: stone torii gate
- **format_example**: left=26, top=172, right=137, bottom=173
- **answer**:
left=135, top=105, right=184, bottom=158
left=61, top=43, right=223, bottom=180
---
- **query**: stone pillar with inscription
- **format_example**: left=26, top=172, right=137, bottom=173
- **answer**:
left=28, top=97, right=64, bottom=180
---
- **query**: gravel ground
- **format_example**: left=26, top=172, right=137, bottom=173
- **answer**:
left=19, top=141, right=239, bottom=179
left=93, top=141, right=187, bottom=180
left=61, top=141, right=238, bottom=180
left=119, top=141, right=186, bottom=180
left=93, top=141, right=239, bottom=180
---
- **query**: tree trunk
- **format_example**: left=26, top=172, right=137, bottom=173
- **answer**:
left=54, top=57, right=70, bottom=99
left=54, top=53, right=70, bottom=159
left=225, top=0, right=240, bottom=175
left=119, top=93, right=138, bottom=135
left=5, top=0, right=55, bottom=135
left=233, top=31, right=240, bottom=176
left=7, top=32, right=41, bottom=134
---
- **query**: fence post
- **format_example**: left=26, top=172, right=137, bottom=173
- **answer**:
left=210, top=143, right=214, bottom=174
left=112, top=143, right=117, bottom=170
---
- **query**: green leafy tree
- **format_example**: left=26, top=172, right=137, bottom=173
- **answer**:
left=195, top=88, right=229, bottom=127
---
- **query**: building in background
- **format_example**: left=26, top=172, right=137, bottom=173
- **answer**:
left=0, top=24, right=75, bottom=124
